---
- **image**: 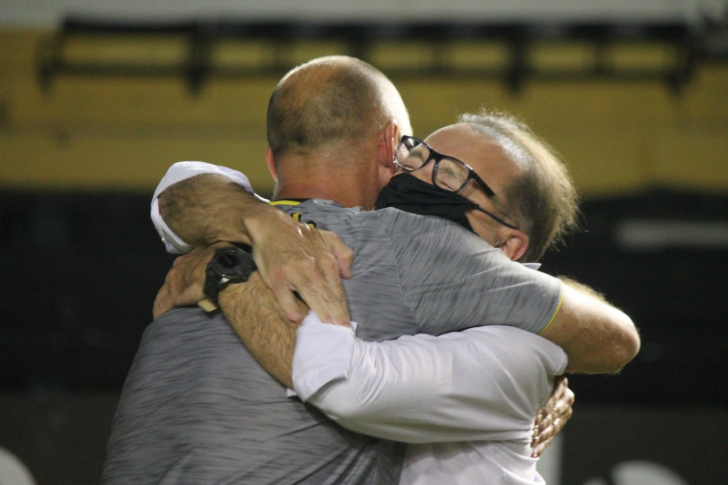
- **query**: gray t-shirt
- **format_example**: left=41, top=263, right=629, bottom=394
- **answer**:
left=103, top=200, right=562, bottom=485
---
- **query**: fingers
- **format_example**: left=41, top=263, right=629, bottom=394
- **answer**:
left=272, top=252, right=349, bottom=326
left=153, top=265, right=178, bottom=319
left=531, top=416, right=556, bottom=458
left=308, top=236, right=350, bottom=325
left=306, top=229, right=351, bottom=325
left=297, top=282, right=349, bottom=327
left=531, top=376, right=575, bottom=457
left=546, top=376, right=568, bottom=407
left=531, top=436, right=552, bottom=458
left=326, top=232, right=354, bottom=279
left=531, top=414, right=566, bottom=457
left=270, top=280, right=305, bottom=323
left=152, top=248, right=214, bottom=318
left=252, top=223, right=352, bottom=326
left=153, top=285, right=173, bottom=319
left=554, top=375, right=569, bottom=397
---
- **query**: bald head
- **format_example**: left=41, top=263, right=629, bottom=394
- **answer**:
left=267, top=56, right=411, bottom=162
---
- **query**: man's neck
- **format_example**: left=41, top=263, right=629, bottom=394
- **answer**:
left=274, top=172, right=379, bottom=210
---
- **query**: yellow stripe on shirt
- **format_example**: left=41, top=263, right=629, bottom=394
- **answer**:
left=269, top=200, right=303, bottom=207
left=538, top=281, right=565, bottom=336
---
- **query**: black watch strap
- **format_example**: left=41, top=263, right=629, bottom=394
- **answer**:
left=203, top=246, right=257, bottom=305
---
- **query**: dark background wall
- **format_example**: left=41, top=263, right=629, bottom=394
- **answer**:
left=1, top=189, right=726, bottom=484
left=2, top=189, right=726, bottom=404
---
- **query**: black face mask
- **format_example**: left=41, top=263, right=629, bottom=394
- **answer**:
left=374, top=173, right=479, bottom=234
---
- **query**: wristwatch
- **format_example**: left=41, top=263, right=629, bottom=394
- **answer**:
left=203, top=245, right=257, bottom=306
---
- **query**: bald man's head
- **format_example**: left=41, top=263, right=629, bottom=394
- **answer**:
left=267, top=56, right=411, bottom=162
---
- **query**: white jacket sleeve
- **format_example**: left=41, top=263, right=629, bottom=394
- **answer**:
left=150, top=161, right=267, bottom=253
left=292, top=313, right=567, bottom=444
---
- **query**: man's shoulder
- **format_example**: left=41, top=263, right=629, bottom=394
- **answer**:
left=371, top=207, right=475, bottom=233
left=275, top=200, right=400, bottom=231
left=370, top=208, right=490, bottom=257
left=275, top=201, right=486, bottom=257
left=139, top=307, right=236, bottom=354
left=298, top=202, right=472, bottom=236
left=148, top=306, right=225, bottom=332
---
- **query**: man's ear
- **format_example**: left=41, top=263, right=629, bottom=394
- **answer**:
left=499, top=229, right=529, bottom=262
left=377, top=120, right=399, bottom=174
left=265, top=146, right=279, bottom=183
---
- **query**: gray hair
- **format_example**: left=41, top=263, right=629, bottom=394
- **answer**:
left=459, top=110, right=580, bottom=262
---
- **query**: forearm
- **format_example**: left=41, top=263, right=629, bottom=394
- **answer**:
left=218, top=273, right=307, bottom=388
left=540, top=278, right=640, bottom=374
left=158, top=173, right=287, bottom=249
left=157, top=168, right=352, bottom=326
left=295, top=322, right=566, bottom=443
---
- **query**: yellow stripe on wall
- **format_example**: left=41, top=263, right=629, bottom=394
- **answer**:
left=1, top=29, right=727, bottom=195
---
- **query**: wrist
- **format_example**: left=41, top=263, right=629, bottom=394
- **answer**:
left=244, top=203, right=299, bottom=247
left=196, top=176, right=262, bottom=246
left=203, top=246, right=258, bottom=305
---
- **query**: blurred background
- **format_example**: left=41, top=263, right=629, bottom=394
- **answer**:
left=1, top=1, right=727, bottom=484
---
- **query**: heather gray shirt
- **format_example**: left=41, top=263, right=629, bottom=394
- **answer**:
left=103, top=199, right=562, bottom=485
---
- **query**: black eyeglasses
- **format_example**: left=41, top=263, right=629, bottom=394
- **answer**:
left=394, top=136, right=519, bottom=230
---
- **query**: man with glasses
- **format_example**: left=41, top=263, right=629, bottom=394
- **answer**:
left=284, top=117, right=589, bottom=483
left=104, top=56, right=638, bottom=484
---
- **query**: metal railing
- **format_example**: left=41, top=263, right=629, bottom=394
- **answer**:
left=35, top=17, right=726, bottom=94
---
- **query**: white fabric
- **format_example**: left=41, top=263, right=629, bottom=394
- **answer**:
left=150, top=161, right=263, bottom=253
left=291, top=317, right=355, bottom=399
left=293, top=312, right=567, bottom=484
left=402, top=441, right=545, bottom=485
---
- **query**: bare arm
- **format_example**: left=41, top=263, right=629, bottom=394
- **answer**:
left=152, top=244, right=304, bottom=388
left=540, top=278, right=640, bottom=374
left=218, top=272, right=304, bottom=389
left=156, top=172, right=352, bottom=325
left=159, top=174, right=269, bottom=249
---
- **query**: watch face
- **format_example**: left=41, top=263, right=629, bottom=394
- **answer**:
left=215, top=248, right=256, bottom=280
left=205, top=246, right=256, bottom=304
left=218, top=251, right=242, bottom=269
